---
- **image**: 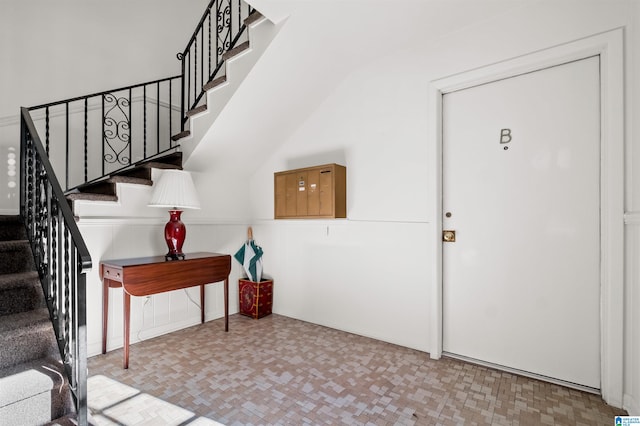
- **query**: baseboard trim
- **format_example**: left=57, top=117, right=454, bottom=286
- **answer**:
left=88, top=309, right=233, bottom=358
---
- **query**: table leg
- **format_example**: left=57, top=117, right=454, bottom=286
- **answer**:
left=102, top=279, right=109, bottom=354
left=224, top=278, right=229, bottom=332
left=200, top=284, right=205, bottom=324
left=123, top=291, right=131, bottom=369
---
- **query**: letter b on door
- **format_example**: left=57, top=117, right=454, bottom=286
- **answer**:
left=500, top=128, right=512, bottom=144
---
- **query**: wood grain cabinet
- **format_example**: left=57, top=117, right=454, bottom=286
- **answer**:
left=274, top=164, right=346, bottom=219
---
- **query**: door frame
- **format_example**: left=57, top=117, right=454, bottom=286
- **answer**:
left=427, top=29, right=624, bottom=407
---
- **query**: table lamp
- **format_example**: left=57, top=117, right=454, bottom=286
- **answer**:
left=148, top=170, right=201, bottom=260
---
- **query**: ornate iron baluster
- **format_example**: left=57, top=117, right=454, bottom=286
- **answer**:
left=103, top=92, right=131, bottom=167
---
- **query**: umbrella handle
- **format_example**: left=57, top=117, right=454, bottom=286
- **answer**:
left=247, top=226, right=253, bottom=241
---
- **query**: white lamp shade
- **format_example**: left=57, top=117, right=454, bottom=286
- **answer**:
left=148, top=170, right=201, bottom=209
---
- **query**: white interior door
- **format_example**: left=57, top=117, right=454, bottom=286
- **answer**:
left=442, top=56, right=601, bottom=389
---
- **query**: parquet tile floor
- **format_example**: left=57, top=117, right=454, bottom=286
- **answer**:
left=88, top=314, right=626, bottom=425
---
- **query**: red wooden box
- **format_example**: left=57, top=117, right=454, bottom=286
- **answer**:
left=239, top=278, right=273, bottom=319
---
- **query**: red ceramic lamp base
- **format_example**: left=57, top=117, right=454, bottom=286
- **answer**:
left=164, top=210, right=186, bottom=260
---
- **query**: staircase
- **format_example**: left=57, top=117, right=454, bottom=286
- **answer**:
left=7, top=2, right=278, bottom=425
left=0, top=216, right=77, bottom=425
left=170, top=10, right=278, bottom=164
left=63, top=10, right=278, bottom=209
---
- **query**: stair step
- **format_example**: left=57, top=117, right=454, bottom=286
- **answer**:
left=75, top=181, right=117, bottom=196
left=222, top=40, right=250, bottom=61
left=203, top=75, right=227, bottom=92
left=186, top=104, right=208, bottom=117
left=0, top=356, right=73, bottom=426
left=0, top=271, right=44, bottom=316
left=66, top=192, right=118, bottom=203
left=244, top=11, right=265, bottom=26
left=111, top=151, right=183, bottom=180
left=134, top=151, right=183, bottom=169
left=109, top=175, right=152, bottom=186
left=0, top=240, right=35, bottom=275
left=171, top=130, right=191, bottom=142
left=0, top=216, right=26, bottom=241
left=0, top=308, right=59, bottom=368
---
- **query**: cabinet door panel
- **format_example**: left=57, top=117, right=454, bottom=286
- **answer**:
left=296, top=172, right=308, bottom=216
left=274, top=174, right=287, bottom=218
left=307, top=169, right=320, bottom=216
left=285, top=173, right=298, bottom=217
left=319, top=168, right=333, bottom=216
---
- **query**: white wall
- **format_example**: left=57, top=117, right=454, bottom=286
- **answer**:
left=79, top=216, right=249, bottom=357
left=1, top=0, right=638, bottom=415
left=247, top=0, right=639, bottom=413
left=72, top=169, right=252, bottom=357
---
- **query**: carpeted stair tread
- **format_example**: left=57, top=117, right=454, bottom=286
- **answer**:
left=0, top=307, right=51, bottom=333
left=244, top=11, right=264, bottom=26
left=0, top=214, right=77, bottom=423
left=0, top=308, right=59, bottom=368
left=0, top=271, right=44, bottom=316
left=0, top=356, right=74, bottom=425
left=171, top=130, right=191, bottom=141
left=186, top=104, right=208, bottom=117
left=0, top=216, right=26, bottom=241
left=222, top=40, right=250, bottom=61
left=0, top=270, right=39, bottom=289
left=66, top=192, right=118, bottom=202
left=0, top=240, right=35, bottom=275
left=108, top=175, right=152, bottom=186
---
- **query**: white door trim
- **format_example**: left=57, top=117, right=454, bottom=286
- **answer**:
left=428, top=28, right=624, bottom=407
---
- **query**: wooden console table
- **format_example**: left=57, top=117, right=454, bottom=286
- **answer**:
left=100, top=252, right=231, bottom=368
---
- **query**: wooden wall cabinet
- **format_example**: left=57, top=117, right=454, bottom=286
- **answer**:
left=274, top=164, right=346, bottom=219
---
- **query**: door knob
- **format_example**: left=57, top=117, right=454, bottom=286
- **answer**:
left=443, top=230, right=456, bottom=242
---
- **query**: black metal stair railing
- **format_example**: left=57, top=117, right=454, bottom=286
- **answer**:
left=178, top=0, right=253, bottom=127
left=20, top=107, right=92, bottom=425
left=27, top=76, right=182, bottom=192
left=25, top=0, right=256, bottom=193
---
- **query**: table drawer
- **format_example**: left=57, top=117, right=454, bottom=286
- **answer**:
left=102, top=265, right=123, bottom=282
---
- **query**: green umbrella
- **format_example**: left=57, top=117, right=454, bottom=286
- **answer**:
left=234, top=227, right=263, bottom=282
